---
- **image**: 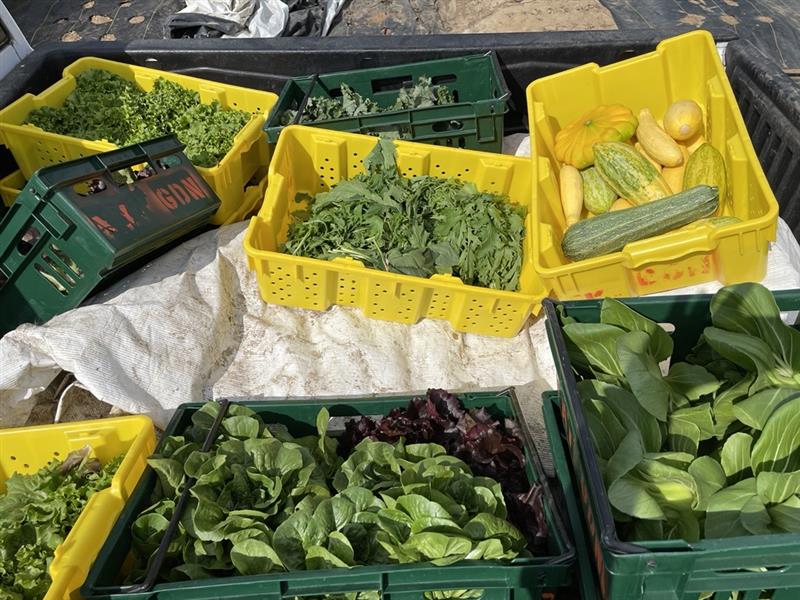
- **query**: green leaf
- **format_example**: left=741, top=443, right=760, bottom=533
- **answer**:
left=713, top=374, right=756, bottom=437
left=720, top=432, right=754, bottom=483
left=396, top=494, right=452, bottom=521
left=703, top=327, right=778, bottom=390
left=327, top=531, right=356, bottom=565
left=664, top=363, right=720, bottom=401
left=634, top=458, right=699, bottom=513
left=147, top=457, right=185, bottom=498
left=377, top=508, right=413, bottom=543
left=305, top=545, right=352, bottom=570
left=577, top=379, right=662, bottom=453
left=768, top=495, right=800, bottom=533
left=670, top=404, right=715, bottom=440
left=616, top=331, right=671, bottom=421
left=688, top=456, right=726, bottom=511
left=733, top=387, right=800, bottom=431
left=751, top=395, right=800, bottom=474
left=462, top=513, right=525, bottom=551
left=273, top=510, right=314, bottom=570
left=401, top=532, right=472, bottom=562
left=740, top=494, right=772, bottom=535
left=562, top=322, right=626, bottom=378
left=230, top=539, right=284, bottom=575
left=756, top=471, right=800, bottom=505
left=705, top=478, right=759, bottom=538
left=222, top=415, right=261, bottom=439
left=666, top=419, right=700, bottom=455
left=582, top=398, right=627, bottom=460
left=711, top=282, right=800, bottom=372
left=604, top=430, right=645, bottom=487
left=600, top=298, right=674, bottom=361
left=607, top=476, right=665, bottom=521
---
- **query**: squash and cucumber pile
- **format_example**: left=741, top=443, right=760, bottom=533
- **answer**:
left=554, top=100, right=737, bottom=262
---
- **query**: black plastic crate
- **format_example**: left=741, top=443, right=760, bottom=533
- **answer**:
left=726, top=39, right=800, bottom=240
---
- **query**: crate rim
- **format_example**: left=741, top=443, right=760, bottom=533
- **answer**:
left=82, top=388, right=576, bottom=598
left=542, top=291, right=800, bottom=557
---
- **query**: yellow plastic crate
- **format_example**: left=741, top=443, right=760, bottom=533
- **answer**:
left=526, top=30, right=779, bottom=300
left=0, top=57, right=277, bottom=226
left=0, top=415, right=156, bottom=600
left=243, top=125, right=547, bottom=337
left=0, top=170, right=24, bottom=206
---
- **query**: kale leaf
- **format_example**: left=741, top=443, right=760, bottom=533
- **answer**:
left=279, top=76, right=455, bottom=133
left=282, top=140, right=526, bottom=292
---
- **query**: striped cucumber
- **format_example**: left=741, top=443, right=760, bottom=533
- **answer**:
left=562, top=185, right=719, bottom=261
left=593, top=141, right=672, bottom=205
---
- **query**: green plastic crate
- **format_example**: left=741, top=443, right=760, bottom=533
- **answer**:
left=541, top=391, right=599, bottom=600
left=81, top=389, right=574, bottom=600
left=542, top=292, right=800, bottom=600
left=263, top=52, right=510, bottom=152
left=0, top=135, right=219, bottom=335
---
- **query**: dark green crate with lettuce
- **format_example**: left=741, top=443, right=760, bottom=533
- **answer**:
left=543, top=283, right=800, bottom=600
left=81, top=389, right=577, bottom=599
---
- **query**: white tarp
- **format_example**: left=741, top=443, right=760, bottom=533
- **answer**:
left=2, top=134, right=799, bottom=440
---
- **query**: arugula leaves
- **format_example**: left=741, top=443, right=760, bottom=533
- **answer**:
left=0, top=447, right=121, bottom=599
left=26, top=70, right=250, bottom=168
left=283, top=140, right=526, bottom=291
left=563, top=283, right=800, bottom=541
left=280, top=77, right=456, bottom=130
left=130, top=395, right=537, bottom=584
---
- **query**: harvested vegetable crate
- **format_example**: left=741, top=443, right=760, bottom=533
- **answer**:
left=0, top=56, right=277, bottom=225
left=0, top=415, right=156, bottom=600
left=542, top=290, right=800, bottom=600
left=526, top=30, right=778, bottom=301
left=263, top=52, right=509, bottom=152
left=0, top=170, right=23, bottom=207
left=82, top=389, right=574, bottom=599
left=0, top=136, right=220, bottom=335
left=244, top=125, right=547, bottom=337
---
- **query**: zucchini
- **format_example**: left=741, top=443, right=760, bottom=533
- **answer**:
left=593, top=141, right=672, bottom=205
left=561, top=185, right=719, bottom=261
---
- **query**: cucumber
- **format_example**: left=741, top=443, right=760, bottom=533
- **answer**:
left=561, top=185, right=719, bottom=262
left=593, top=141, right=672, bottom=205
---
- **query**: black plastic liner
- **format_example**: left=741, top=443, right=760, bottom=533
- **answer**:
left=600, top=0, right=800, bottom=69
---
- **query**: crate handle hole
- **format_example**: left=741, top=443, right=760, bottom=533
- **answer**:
left=371, top=74, right=414, bottom=94
left=44, top=254, right=77, bottom=286
left=432, top=120, right=464, bottom=133
left=35, top=264, right=69, bottom=295
left=16, top=227, right=41, bottom=256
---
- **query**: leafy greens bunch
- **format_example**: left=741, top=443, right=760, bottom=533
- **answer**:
left=283, top=140, right=526, bottom=291
left=26, top=69, right=250, bottom=168
left=130, top=396, right=534, bottom=583
left=342, top=388, right=548, bottom=550
left=0, top=447, right=122, bottom=600
left=280, top=77, right=455, bottom=126
left=562, top=282, right=800, bottom=542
